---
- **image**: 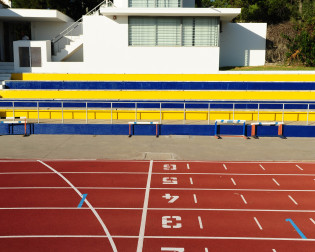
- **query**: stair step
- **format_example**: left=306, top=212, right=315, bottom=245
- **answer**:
left=0, top=62, right=14, bottom=66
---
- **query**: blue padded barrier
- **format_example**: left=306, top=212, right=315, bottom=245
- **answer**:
left=5, top=81, right=315, bottom=91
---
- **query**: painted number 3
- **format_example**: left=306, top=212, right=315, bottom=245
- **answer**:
left=163, top=164, right=177, bottom=171
left=162, top=216, right=182, bottom=229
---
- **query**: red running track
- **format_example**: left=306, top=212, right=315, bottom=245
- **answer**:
left=0, top=160, right=315, bottom=252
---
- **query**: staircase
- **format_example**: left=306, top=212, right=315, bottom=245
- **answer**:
left=0, top=62, right=14, bottom=89
left=52, top=35, right=83, bottom=62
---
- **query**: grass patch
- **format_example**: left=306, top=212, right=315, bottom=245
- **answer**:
left=220, top=65, right=315, bottom=71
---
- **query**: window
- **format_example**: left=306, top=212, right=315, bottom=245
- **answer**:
left=129, top=0, right=182, bottom=8
left=129, top=17, right=219, bottom=47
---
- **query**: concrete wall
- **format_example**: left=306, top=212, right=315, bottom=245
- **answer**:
left=83, top=15, right=220, bottom=74
left=219, top=22, right=267, bottom=67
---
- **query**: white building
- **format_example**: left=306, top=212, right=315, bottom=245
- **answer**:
left=1, top=0, right=267, bottom=74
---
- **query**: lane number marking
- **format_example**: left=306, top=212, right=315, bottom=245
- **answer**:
left=240, top=194, right=248, bottom=204
left=163, top=177, right=178, bottom=185
left=77, top=194, right=88, bottom=208
left=164, top=164, right=177, bottom=171
left=288, top=195, right=298, bottom=205
left=272, top=178, right=280, bottom=186
left=253, top=217, right=263, bottom=230
left=162, top=193, right=179, bottom=204
left=162, top=216, right=182, bottom=229
left=198, top=216, right=204, bottom=229
left=189, top=177, right=194, bottom=185
left=286, top=218, right=307, bottom=239
left=296, top=165, right=303, bottom=171
left=231, top=178, right=236, bottom=186
left=161, top=248, right=184, bottom=252
left=193, top=194, right=198, bottom=204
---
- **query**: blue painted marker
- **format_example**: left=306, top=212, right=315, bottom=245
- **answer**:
left=286, top=218, right=307, bottom=239
left=78, top=194, right=88, bottom=208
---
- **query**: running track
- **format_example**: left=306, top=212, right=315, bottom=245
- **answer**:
left=1, top=160, right=315, bottom=252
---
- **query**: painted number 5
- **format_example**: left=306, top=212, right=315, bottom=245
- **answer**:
left=162, top=216, right=182, bottom=229
left=161, top=248, right=185, bottom=252
left=163, top=177, right=178, bottom=185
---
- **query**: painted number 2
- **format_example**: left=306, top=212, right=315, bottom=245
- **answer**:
left=162, top=216, right=182, bottom=229
left=163, top=164, right=177, bottom=171
left=163, top=177, right=178, bottom=185
left=161, top=248, right=185, bottom=252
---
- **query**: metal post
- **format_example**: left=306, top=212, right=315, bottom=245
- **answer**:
left=307, top=104, right=310, bottom=125
left=257, top=103, right=260, bottom=122
left=111, top=102, right=113, bottom=124
left=37, top=101, right=39, bottom=124
left=160, top=102, right=162, bottom=124
left=233, top=103, right=235, bottom=120
left=208, top=103, right=210, bottom=125
left=86, top=102, right=88, bottom=124
left=135, top=102, right=137, bottom=122
left=282, top=103, right=284, bottom=123
left=12, top=101, right=15, bottom=120
left=183, top=102, right=186, bottom=124
left=61, top=101, right=64, bottom=124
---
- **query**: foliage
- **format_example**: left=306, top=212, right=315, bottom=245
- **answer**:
left=11, top=0, right=104, bottom=20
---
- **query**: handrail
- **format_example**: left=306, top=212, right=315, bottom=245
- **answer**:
left=51, top=0, right=114, bottom=45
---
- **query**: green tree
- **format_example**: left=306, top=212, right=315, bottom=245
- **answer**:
left=11, top=0, right=104, bottom=20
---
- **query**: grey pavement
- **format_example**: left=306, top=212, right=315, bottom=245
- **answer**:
left=0, top=134, right=315, bottom=161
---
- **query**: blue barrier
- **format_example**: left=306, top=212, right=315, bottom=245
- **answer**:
left=5, top=81, right=315, bottom=91
left=1, top=123, right=315, bottom=137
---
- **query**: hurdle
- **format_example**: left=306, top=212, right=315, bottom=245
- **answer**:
left=1, top=118, right=30, bottom=137
left=214, top=120, right=248, bottom=139
left=251, top=122, right=285, bottom=139
left=128, top=121, right=160, bottom=137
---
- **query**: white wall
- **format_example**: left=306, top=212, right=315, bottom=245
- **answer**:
left=219, top=22, right=267, bottom=67
left=83, top=15, right=219, bottom=74
left=114, top=0, right=195, bottom=7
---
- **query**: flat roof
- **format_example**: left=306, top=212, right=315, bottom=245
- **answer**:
left=99, top=8, right=241, bottom=21
left=0, top=8, right=73, bottom=22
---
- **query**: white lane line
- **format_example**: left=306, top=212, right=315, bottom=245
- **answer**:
left=205, top=248, right=209, bottom=252
left=190, top=177, right=194, bottom=185
left=193, top=194, right=198, bottom=204
left=272, top=249, right=277, bottom=252
left=136, top=160, right=153, bottom=252
left=253, top=217, right=263, bottom=230
left=240, top=194, right=248, bottom=204
left=288, top=195, right=298, bottom=205
left=187, top=164, right=190, bottom=170
left=259, top=164, right=266, bottom=171
left=231, top=178, right=236, bottom=186
left=198, top=216, right=204, bottom=229
left=272, top=178, right=280, bottom=186
left=223, top=164, right=227, bottom=170
left=2, top=235, right=315, bottom=241
left=310, top=218, right=315, bottom=224
left=296, top=165, right=303, bottom=171
left=3, top=207, right=315, bottom=213
left=37, top=160, right=117, bottom=252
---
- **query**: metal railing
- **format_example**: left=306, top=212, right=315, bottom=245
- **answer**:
left=51, top=0, right=114, bottom=55
left=1, top=100, right=315, bottom=125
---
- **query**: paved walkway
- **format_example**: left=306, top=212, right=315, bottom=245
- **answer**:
left=0, top=135, right=314, bottom=161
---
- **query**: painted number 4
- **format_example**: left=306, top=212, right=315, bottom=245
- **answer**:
left=161, top=248, right=185, bottom=252
left=163, top=164, right=177, bottom=171
left=162, top=216, right=182, bottom=229
left=162, top=193, right=179, bottom=203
